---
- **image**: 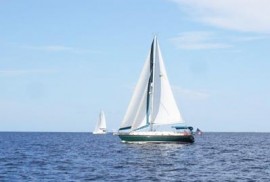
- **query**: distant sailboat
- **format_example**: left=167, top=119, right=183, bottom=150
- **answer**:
left=93, top=111, right=107, bottom=134
left=116, top=36, right=194, bottom=143
left=196, top=128, right=203, bottom=135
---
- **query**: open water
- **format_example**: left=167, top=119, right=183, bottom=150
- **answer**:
left=0, top=132, right=270, bottom=181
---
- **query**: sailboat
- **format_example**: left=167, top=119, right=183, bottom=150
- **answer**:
left=196, top=128, right=203, bottom=135
left=116, top=36, right=194, bottom=143
left=93, top=110, right=107, bottom=134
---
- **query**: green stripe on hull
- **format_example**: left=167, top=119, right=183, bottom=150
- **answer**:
left=118, top=134, right=194, bottom=143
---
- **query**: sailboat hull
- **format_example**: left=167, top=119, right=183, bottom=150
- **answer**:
left=117, top=132, right=194, bottom=143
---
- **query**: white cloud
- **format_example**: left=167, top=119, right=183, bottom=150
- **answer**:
left=22, top=45, right=99, bottom=54
left=231, top=35, right=267, bottom=42
left=171, top=0, right=270, bottom=33
left=23, top=45, right=73, bottom=51
left=170, top=31, right=231, bottom=50
left=170, top=31, right=269, bottom=50
left=0, top=69, right=57, bottom=77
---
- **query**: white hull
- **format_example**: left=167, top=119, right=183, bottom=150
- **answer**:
left=93, top=131, right=106, bottom=135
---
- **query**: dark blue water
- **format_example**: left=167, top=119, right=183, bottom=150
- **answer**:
left=0, top=132, right=270, bottom=181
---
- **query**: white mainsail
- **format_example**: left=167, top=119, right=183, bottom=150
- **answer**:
left=119, top=37, right=184, bottom=131
left=93, top=111, right=106, bottom=134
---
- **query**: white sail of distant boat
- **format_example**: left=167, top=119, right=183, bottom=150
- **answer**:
left=117, top=36, right=194, bottom=143
left=93, top=111, right=107, bottom=134
left=196, top=128, right=203, bottom=135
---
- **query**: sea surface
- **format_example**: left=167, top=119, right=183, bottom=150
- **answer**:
left=0, top=132, right=270, bottom=181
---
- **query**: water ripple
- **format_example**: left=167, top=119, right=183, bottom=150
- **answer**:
left=0, top=132, right=270, bottom=181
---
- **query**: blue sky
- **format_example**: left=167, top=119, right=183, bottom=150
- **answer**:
left=1, top=0, right=270, bottom=132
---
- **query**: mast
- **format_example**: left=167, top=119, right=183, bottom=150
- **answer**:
left=149, top=36, right=157, bottom=131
